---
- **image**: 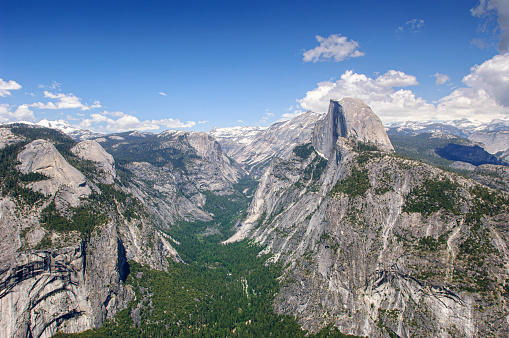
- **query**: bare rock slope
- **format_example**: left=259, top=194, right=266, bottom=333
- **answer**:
left=227, top=99, right=509, bottom=337
left=0, top=125, right=179, bottom=338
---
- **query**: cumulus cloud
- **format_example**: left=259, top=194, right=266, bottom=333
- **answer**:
left=0, top=104, right=35, bottom=123
left=79, top=111, right=195, bottom=132
left=433, top=72, right=451, bottom=85
left=296, top=54, right=509, bottom=122
left=297, top=70, right=431, bottom=121
left=462, top=53, right=509, bottom=106
left=303, top=34, right=365, bottom=62
left=80, top=112, right=159, bottom=132
left=0, top=78, right=22, bottom=97
left=31, top=91, right=101, bottom=111
left=471, top=0, right=509, bottom=53
left=396, top=19, right=425, bottom=33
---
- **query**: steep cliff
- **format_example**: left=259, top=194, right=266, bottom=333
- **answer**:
left=312, top=98, right=393, bottom=160
left=227, top=99, right=509, bottom=337
left=94, top=130, right=246, bottom=230
left=211, top=111, right=321, bottom=176
left=0, top=125, right=179, bottom=338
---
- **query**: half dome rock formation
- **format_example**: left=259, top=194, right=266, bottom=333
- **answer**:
left=312, top=98, right=393, bottom=159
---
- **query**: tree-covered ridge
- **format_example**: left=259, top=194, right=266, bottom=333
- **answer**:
left=330, top=167, right=370, bottom=197
left=94, top=132, right=200, bottom=169
left=0, top=125, right=146, bottom=242
left=0, top=142, right=48, bottom=205
left=403, top=178, right=461, bottom=215
left=388, top=133, right=472, bottom=168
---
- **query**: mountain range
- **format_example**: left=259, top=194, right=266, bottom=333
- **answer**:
left=2, top=99, right=509, bottom=337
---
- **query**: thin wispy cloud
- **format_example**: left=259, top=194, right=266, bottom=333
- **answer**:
left=303, top=34, right=364, bottom=62
left=38, top=81, right=61, bottom=90
left=158, top=92, right=167, bottom=96
left=471, top=0, right=509, bottom=53
left=396, top=19, right=425, bottom=33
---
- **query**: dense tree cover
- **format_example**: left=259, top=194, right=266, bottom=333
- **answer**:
left=8, top=124, right=77, bottom=157
left=388, top=133, right=468, bottom=168
left=54, top=239, right=361, bottom=337
left=402, top=179, right=460, bottom=216
left=293, top=143, right=314, bottom=160
left=52, top=176, right=362, bottom=337
left=97, top=132, right=200, bottom=169
left=330, top=168, right=370, bottom=197
left=40, top=200, right=108, bottom=238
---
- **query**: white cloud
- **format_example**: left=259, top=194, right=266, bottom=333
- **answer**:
left=280, top=110, right=305, bottom=121
left=297, top=54, right=509, bottom=123
left=462, top=52, right=509, bottom=106
left=0, top=104, right=35, bottom=123
left=79, top=111, right=195, bottom=132
left=298, top=70, right=430, bottom=121
left=396, top=19, right=425, bottom=33
left=433, top=72, right=451, bottom=85
left=376, top=70, right=419, bottom=87
left=303, top=34, right=365, bottom=62
left=31, top=91, right=100, bottom=111
left=471, top=0, right=509, bottom=53
left=436, top=88, right=506, bottom=121
left=152, top=118, right=196, bottom=128
left=0, top=78, right=22, bottom=97
left=158, top=92, right=167, bottom=96
left=80, top=112, right=159, bottom=132
left=198, top=120, right=208, bottom=124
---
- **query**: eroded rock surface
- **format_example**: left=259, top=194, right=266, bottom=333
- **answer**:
left=17, top=139, right=91, bottom=207
left=72, top=140, right=117, bottom=184
left=228, top=98, right=509, bottom=337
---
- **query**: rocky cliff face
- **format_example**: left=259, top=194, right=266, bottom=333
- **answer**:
left=210, top=111, right=321, bottom=176
left=0, top=125, right=179, bottom=337
left=94, top=130, right=245, bottom=230
left=312, top=98, right=393, bottom=159
left=71, top=140, right=117, bottom=184
left=469, top=131, right=509, bottom=156
left=227, top=99, right=509, bottom=337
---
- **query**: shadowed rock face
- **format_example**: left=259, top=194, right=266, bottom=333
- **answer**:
left=313, top=98, right=393, bottom=159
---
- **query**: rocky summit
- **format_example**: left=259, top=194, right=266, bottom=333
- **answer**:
left=2, top=98, right=509, bottom=337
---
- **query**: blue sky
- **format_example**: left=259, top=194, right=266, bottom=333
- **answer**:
left=1, top=0, right=508, bottom=133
